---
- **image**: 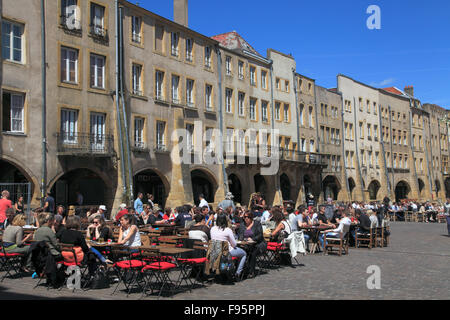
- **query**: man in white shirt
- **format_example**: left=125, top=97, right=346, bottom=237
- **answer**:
left=319, top=211, right=351, bottom=249
left=198, top=194, right=210, bottom=211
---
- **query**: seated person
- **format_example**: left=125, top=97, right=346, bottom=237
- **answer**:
left=87, top=216, right=114, bottom=242
left=173, top=205, right=193, bottom=227
left=270, top=207, right=292, bottom=243
left=117, top=214, right=142, bottom=248
left=317, top=205, right=334, bottom=227
left=189, top=213, right=211, bottom=242
left=319, top=211, right=351, bottom=248
left=53, top=215, right=66, bottom=240
left=3, top=214, right=33, bottom=272
left=355, top=209, right=371, bottom=234
left=115, top=204, right=129, bottom=223
left=237, top=212, right=266, bottom=278
left=211, top=213, right=247, bottom=279
left=33, top=213, right=61, bottom=259
left=295, top=206, right=311, bottom=248
left=368, top=210, right=379, bottom=228
left=137, top=204, right=153, bottom=226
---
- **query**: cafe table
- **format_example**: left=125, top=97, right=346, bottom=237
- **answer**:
left=298, top=225, right=336, bottom=254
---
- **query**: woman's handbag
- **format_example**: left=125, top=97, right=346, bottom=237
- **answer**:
left=90, top=269, right=110, bottom=289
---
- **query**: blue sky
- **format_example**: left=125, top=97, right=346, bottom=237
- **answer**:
left=135, top=0, right=450, bottom=108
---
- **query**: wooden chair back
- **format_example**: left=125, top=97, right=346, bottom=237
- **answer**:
left=158, top=237, right=178, bottom=247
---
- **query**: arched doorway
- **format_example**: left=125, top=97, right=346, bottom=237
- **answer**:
left=134, top=169, right=168, bottom=208
left=280, top=173, right=291, bottom=201
left=348, top=178, right=356, bottom=199
left=0, top=159, right=33, bottom=204
left=445, top=178, right=450, bottom=199
left=368, top=180, right=381, bottom=200
left=254, top=174, right=267, bottom=198
left=323, top=175, right=340, bottom=200
left=418, top=179, right=425, bottom=197
left=191, top=169, right=216, bottom=206
left=435, top=179, right=441, bottom=199
left=50, top=168, right=107, bottom=208
left=395, top=181, right=410, bottom=202
left=303, top=175, right=312, bottom=200
left=228, top=174, right=242, bottom=205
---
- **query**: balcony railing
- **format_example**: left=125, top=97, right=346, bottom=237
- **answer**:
left=60, top=15, right=82, bottom=34
left=56, top=133, right=114, bottom=156
left=89, top=24, right=108, bottom=42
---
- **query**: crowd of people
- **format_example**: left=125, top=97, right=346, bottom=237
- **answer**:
left=1, top=187, right=449, bottom=289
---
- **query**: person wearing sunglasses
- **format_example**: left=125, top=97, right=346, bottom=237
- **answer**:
left=237, top=211, right=266, bottom=278
left=87, top=217, right=113, bottom=242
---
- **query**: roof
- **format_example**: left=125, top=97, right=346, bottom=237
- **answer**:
left=211, top=31, right=264, bottom=59
left=382, top=87, right=405, bottom=96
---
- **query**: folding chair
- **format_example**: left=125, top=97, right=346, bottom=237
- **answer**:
left=140, top=248, right=177, bottom=298
left=177, top=240, right=208, bottom=290
left=58, top=243, right=89, bottom=292
left=323, top=225, right=350, bottom=256
left=111, top=246, right=146, bottom=297
left=0, top=241, right=25, bottom=282
left=355, top=227, right=375, bottom=249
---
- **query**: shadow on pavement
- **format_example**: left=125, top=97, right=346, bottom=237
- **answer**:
left=0, top=284, right=95, bottom=300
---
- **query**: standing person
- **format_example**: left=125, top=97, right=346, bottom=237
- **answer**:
left=444, top=198, right=450, bottom=236
left=15, top=195, right=25, bottom=214
left=43, top=192, right=55, bottom=214
left=146, top=194, right=154, bottom=210
left=198, top=194, right=210, bottom=211
left=211, top=213, right=247, bottom=280
left=218, top=192, right=235, bottom=211
left=0, top=190, right=13, bottom=227
left=76, top=191, right=83, bottom=206
left=134, top=192, right=144, bottom=215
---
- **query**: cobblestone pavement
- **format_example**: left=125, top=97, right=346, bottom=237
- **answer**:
left=0, top=222, right=448, bottom=300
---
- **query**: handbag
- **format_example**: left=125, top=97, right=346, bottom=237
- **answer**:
left=90, top=269, right=110, bottom=289
left=219, top=252, right=235, bottom=277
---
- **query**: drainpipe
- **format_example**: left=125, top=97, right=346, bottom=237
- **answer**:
left=388, top=105, right=395, bottom=197
left=426, top=110, right=436, bottom=198
left=115, top=0, right=127, bottom=202
left=408, top=106, right=420, bottom=200
left=378, top=102, right=391, bottom=195
left=269, top=60, right=280, bottom=203
left=119, top=6, right=134, bottom=205
left=292, top=70, right=300, bottom=156
left=353, top=97, right=365, bottom=202
left=337, top=77, right=350, bottom=200
left=422, top=110, right=433, bottom=198
left=216, top=46, right=228, bottom=195
left=40, top=0, right=47, bottom=207
left=313, top=84, right=323, bottom=202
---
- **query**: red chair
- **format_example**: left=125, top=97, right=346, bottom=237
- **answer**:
left=110, top=246, right=146, bottom=296
left=0, top=241, right=25, bottom=282
left=58, top=243, right=89, bottom=292
left=177, top=240, right=208, bottom=290
left=140, top=248, right=177, bottom=298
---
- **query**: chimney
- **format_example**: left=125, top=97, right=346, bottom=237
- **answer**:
left=404, top=85, right=414, bottom=97
left=174, top=0, right=188, bottom=27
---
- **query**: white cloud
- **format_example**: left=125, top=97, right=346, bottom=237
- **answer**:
left=370, top=78, right=395, bottom=87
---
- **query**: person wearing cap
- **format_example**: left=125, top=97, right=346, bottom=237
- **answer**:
left=218, top=192, right=236, bottom=211
left=115, top=203, right=129, bottom=222
left=88, top=205, right=106, bottom=223
left=148, top=206, right=166, bottom=226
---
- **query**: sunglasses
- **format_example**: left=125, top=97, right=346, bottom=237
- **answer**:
left=93, top=221, right=99, bottom=224
left=244, top=216, right=250, bottom=219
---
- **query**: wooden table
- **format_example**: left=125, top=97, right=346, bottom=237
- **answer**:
left=298, top=225, right=335, bottom=253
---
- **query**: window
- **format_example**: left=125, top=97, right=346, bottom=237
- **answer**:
left=299, top=104, right=304, bottom=126
left=285, top=137, right=291, bottom=154
left=2, top=92, right=24, bottom=133
left=226, top=127, right=234, bottom=153
left=359, top=98, right=363, bottom=111
left=134, top=117, right=145, bottom=148
left=225, top=56, right=232, bottom=75
left=283, top=104, right=290, bottom=123
left=61, top=0, right=80, bottom=30
left=309, top=140, right=315, bottom=153
left=367, top=100, right=370, bottom=113
left=336, top=129, right=340, bottom=145
left=90, top=54, right=105, bottom=89
left=261, top=101, right=268, bottom=123
left=308, top=83, right=312, bottom=93
left=238, top=92, right=245, bottom=116
left=61, top=46, right=79, bottom=84
left=205, top=84, right=213, bottom=111
left=156, top=121, right=166, bottom=150
left=155, top=70, right=165, bottom=100
left=131, top=16, right=142, bottom=43
left=301, top=138, right=306, bottom=152
left=393, top=154, right=397, bottom=168
left=238, top=61, right=244, bottom=79
left=238, top=131, right=245, bottom=154
left=367, top=124, right=372, bottom=139
left=275, top=102, right=281, bottom=121
left=171, top=32, right=179, bottom=57
left=404, top=131, right=407, bottom=146
left=285, top=80, right=289, bottom=92
left=90, top=113, right=106, bottom=150
left=373, top=102, right=377, bottom=115
left=171, top=75, right=180, bottom=103
left=250, top=66, right=256, bottom=86
left=350, top=123, right=354, bottom=140
left=261, top=70, right=267, bottom=89
left=154, top=24, right=164, bottom=53
left=249, top=98, right=257, bottom=121
left=205, top=127, right=213, bottom=152
left=375, top=152, right=379, bottom=167
left=309, top=107, right=314, bottom=128
left=186, top=124, right=194, bottom=152
left=132, top=63, right=143, bottom=96
left=393, top=129, right=396, bottom=144
left=186, top=79, right=195, bottom=107
left=185, top=38, right=193, bottom=62
left=374, top=125, right=378, bottom=140
left=204, top=46, right=211, bottom=68
left=359, top=122, right=364, bottom=139
left=60, top=109, right=78, bottom=144
left=90, top=3, right=106, bottom=37
left=225, top=88, right=233, bottom=113
left=276, top=78, right=281, bottom=90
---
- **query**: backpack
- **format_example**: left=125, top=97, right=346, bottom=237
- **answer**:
left=219, top=251, right=235, bottom=279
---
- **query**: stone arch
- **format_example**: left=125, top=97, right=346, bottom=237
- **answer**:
left=348, top=177, right=356, bottom=199
left=280, top=173, right=291, bottom=201
left=368, top=180, right=381, bottom=200
left=395, top=180, right=411, bottom=202
left=190, top=168, right=218, bottom=206
left=253, top=174, right=268, bottom=199
left=322, top=175, right=341, bottom=201
left=0, top=157, right=38, bottom=204
left=418, top=178, right=425, bottom=197
left=228, top=173, right=243, bottom=205
left=435, top=179, right=441, bottom=198
left=134, top=168, right=171, bottom=209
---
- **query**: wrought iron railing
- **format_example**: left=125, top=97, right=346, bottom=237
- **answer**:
left=56, top=133, right=114, bottom=156
left=89, top=24, right=108, bottom=41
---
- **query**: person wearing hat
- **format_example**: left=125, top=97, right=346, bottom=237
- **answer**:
left=148, top=205, right=166, bottom=226
left=88, top=205, right=106, bottom=223
left=115, top=203, right=129, bottom=222
left=218, top=192, right=235, bottom=211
